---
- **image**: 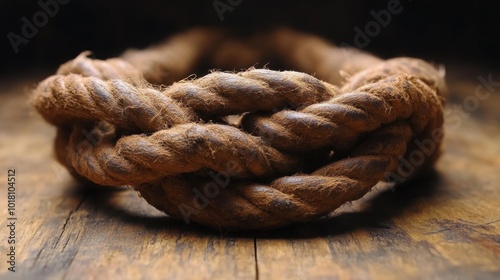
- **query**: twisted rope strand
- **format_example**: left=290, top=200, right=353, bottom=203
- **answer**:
left=241, top=73, right=442, bottom=153
left=63, top=122, right=301, bottom=186
left=34, top=69, right=340, bottom=131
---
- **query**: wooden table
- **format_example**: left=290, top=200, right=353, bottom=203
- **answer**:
left=0, top=68, right=499, bottom=280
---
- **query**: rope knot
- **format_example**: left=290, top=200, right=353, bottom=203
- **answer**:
left=32, top=27, right=446, bottom=229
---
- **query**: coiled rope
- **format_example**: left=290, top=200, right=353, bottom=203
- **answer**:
left=33, top=27, right=446, bottom=229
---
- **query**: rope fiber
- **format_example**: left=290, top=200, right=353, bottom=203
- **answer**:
left=32, top=27, right=446, bottom=230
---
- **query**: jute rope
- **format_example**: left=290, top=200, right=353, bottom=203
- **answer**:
left=33, top=27, right=446, bottom=230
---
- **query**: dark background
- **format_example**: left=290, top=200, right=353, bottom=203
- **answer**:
left=1, top=0, right=499, bottom=75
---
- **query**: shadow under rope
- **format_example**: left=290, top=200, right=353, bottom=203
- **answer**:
left=63, top=170, right=442, bottom=239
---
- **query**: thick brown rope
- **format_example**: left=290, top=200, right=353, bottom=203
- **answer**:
left=32, top=27, right=446, bottom=230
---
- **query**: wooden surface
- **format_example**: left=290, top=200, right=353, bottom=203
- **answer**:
left=0, top=68, right=499, bottom=280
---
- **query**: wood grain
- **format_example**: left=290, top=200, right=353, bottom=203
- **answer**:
left=0, top=69, right=499, bottom=279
